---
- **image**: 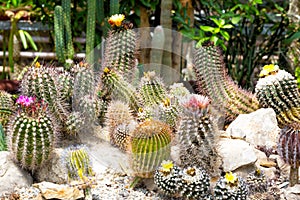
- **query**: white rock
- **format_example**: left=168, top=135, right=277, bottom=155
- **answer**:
left=0, top=151, right=33, bottom=196
left=226, top=108, right=280, bottom=149
left=217, top=138, right=257, bottom=171
left=283, top=184, right=300, bottom=200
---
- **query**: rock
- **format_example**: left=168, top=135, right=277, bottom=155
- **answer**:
left=226, top=108, right=280, bottom=149
left=34, top=148, right=68, bottom=184
left=33, top=181, right=84, bottom=200
left=0, top=151, right=33, bottom=196
left=283, top=184, right=300, bottom=200
left=270, top=154, right=290, bottom=180
left=217, top=138, right=257, bottom=171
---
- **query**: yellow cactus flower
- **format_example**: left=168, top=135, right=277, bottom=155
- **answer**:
left=225, top=171, right=237, bottom=184
left=103, top=67, right=110, bottom=74
left=161, top=160, right=174, bottom=172
left=108, top=14, right=125, bottom=27
left=259, top=64, right=279, bottom=77
left=35, top=61, right=41, bottom=68
left=163, top=98, right=171, bottom=107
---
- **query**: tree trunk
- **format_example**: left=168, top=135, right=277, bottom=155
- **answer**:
left=139, top=6, right=151, bottom=67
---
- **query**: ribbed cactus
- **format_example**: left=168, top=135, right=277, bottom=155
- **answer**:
left=54, top=6, right=65, bottom=63
left=128, top=119, right=173, bottom=178
left=62, top=0, right=74, bottom=60
left=21, top=64, right=70, bottom=125
left=7, top=96, right=57, bottom=170
left=246, top=169, right=268, bottom=195
left=62, top=144, right=95, bottom=182
left=154, top=160, right=181, bottom=196
left=193, top=45, right=259, bottom=120
left=255, top=64, right=300, bottom=127
left=86, top=0, right=96, bottom=64
left=0, top=124, right=6, bottom=151
left=101, top=67, right=141, bottom=111
left=104, top=14, right=138, bottom=77
left=158, top=97, right=181, bottom=128
left=0, top=90, right=15, bottom=127
left=105, top=100, right=134, bottom=151
left=57, top=70, right=74, bottom=103
left=65, top=111, right=85, bottom=134
left=213, top=172, right=248, bottom=200
left=176, top=94, right=221, bottom=177
left=278, top=124, right=300, bottom=186
left=179, top=166, right=212, bottom=199
left=140, top=71, right=167, bottom=106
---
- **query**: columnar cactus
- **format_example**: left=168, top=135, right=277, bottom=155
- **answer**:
left=193, top=44, right=259, bottom=120
left=128, top=119, right=173, bottom=178
left=278, top=124, right=300, bottom=186
left=62, top=144, right=95, bottom=182
left=255, top=64, right=300, bottom=127
left=0, top=90, right=15, bottom=127
left=54, top=6, right=65, bottom=63
left=213, top=172, right=248, bottom=200
left=177, top=94, right=221, bottom=177
left=7, top=96, right=58, bottom=170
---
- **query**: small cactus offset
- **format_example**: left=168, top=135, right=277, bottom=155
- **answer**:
left=193, top=45, right=259, bottom=120
left=62, top=144, right=95, bottom=182
left=128, top=119, right=173, bottom=178
left=139, top=71, right=167, bottom=107
left=179, top=166, right=212, bottom=199
left=277, top=124, right=300, bottom=186
left=154, top=160, right=181, bottom=196
left=104, top=14, right=138, bottom=77
left=0, top=90, right=15, bottom=127
left=213, top=172, right=248, bottom=200
left=177, top=94, right=221, bottom=177
left=7, top=96, right=58, bottom=170
left=255, top=64, right=300, bottom=127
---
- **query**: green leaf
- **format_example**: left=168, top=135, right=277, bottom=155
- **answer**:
left=284, top=31, right=300, bottom=45
left=211, top=18, right=223, bottom=27
left=222, top=24, right=233, bottom=29
left=196, top=37, right=210, bottom=48
left=200, top=25, right=215, bottom=32
left=23, top=31, right=38, bottom=51
left=210, top=35, right=219, bottom=44
left=220, top=30, right=230, bottom=41
left=212, top=27, right=220, bottom=34
left=18, top=30, right=28, bottom=49
left=231, top=16, right=241, bottom=24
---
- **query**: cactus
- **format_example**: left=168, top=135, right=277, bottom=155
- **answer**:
left=104, top=14, right=138, bottom=77
left=277, top=124, right=300, bottom=186
left=105, top=100, right=134, bottom=151
left=246, top=169, right=268, bottom=196
left=176, top=94, right=221, bottom=177
left=213, top=172, right=248, bottom=200
left=179, top=166, right=212, bottom=199
left=101, top=67, right=141, bottom=111
left=54, top=6, right=65, bottom=63
left=62, top=0, right=74, bottom=60
left=0, top=124, right=7, bottom=151
left=65, top=112, right=85, bottom=134
left=128, top=119, right=173, bottom=178
left=86, top=0, right=96, bottom=64
left=57, top=70, right=74, bottom=103
left=62, top=144, right=95, bottom=182
left=21, top=64, right=70, bottom=127
left=193, top=44, right=259, bottom=120
left=255, top=64, right=300, bottom=127
left=7, top=96, right=58, bottom=170
left=140, top=71, right=167, bottom=107
left=0, top=90, right=15, bottom=127
left=158, top=97, right=181, bottom=128
left=154, top=160, right=181, bottom=196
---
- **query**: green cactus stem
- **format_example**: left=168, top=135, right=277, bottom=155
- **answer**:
left=54, top=6, right=65, bottom=63
left=62, top=0, right=74, bottom=60
left=86, top=0, right=96, bottom=64
left=0, top=90, right=15, bottom=127
left=0, top=124, right=7, bottom=151
left=128, top=119, right=173, bottom=178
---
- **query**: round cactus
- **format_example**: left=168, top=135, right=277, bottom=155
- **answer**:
left=213, top=172, right=248, bottom=200
left=129, top=119, right=173, bottom=178
left=178, top=166, right=212, bottom=199
left=154, top=160, right=181, bottom=195
left=246, top=169, right=268, bottom=195
left=7, top=96, right=58, bottom=170
left=0, top=90, right=15, bottom=127
left=62, top=144, right=95, bottom=182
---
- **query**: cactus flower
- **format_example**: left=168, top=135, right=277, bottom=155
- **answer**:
left=108, top=14, right=125, bottom=27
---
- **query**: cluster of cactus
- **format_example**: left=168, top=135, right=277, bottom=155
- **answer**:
left=0, top=90, right=15, bottom=127
left=193, top=44, right=259, bottom=121
left=213, top=172, right=248, bottom=199
left=128, top=119, right=173, bottom=178
left=176, top=93, right=222, bottom=177
left=154, top=160, right=212, bottom=199
left=62, top=144, right=95, bottom=182
left=7, top=96, right=58, bottom=171
left=54, top=0, right=74, bottom=63
left=255, top=64, right=300, bottom=127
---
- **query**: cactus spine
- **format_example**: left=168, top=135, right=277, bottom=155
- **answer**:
left=86, top=0, right=96, bottom=64
left=129, top=119, right=173, bottom=178
left=7, top=96, right=57, bottom=170
left=176, top=94, right=221, bottom=177
left=193, top=45, right=259, bottom=120
left=0, top=90, right=15, bottom=127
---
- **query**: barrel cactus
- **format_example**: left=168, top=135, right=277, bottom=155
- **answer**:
left=128, top=119, right=173, bottom=178
left=213, top=172, right=248, bottom=200
left=246, top=169, right=268, bottom=195
left=7, top=96, right=58, bottom=170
